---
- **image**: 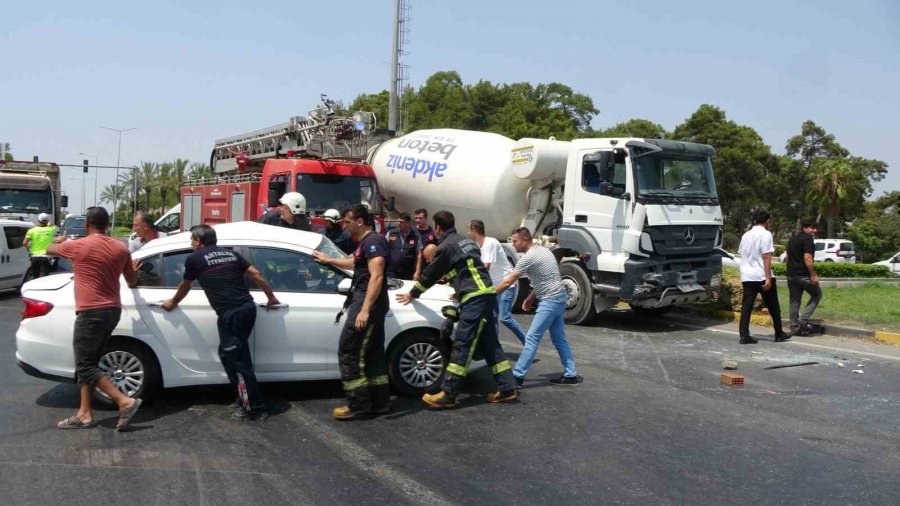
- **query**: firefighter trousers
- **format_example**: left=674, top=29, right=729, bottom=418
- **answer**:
left=338, top=294, right=390, bottom=411
left=442, top=294, right=516, bottom=397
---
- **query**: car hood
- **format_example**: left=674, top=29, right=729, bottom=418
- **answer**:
left=22, top=273, right=73, bottom=291
left=873, top=260, right=890, bottom=267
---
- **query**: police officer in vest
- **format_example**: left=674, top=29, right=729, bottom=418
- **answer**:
left=24, top=213, right=57, bottom=279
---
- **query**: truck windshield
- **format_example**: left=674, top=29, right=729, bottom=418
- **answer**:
left=0, top=189, right=52, bottom=213
left=633, top=155, right=718, bottom=204
left=295, top=174, right=383, bottom=215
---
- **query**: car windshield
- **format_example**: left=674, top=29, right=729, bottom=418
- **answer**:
left=316, top=235, right=349, bottom=262
left=64, top=217, right=85, bottom=228
left=296, top=174, right=383, bottom=215
left=633, top=154, right=718, bottom=203
left=0, top=189, right=52, bottom=213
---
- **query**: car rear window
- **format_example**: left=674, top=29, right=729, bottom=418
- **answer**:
left=839, top=242, right=855, bottom=251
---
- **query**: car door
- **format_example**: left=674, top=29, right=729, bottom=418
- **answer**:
left=0, top=227, right=13, bottom=289
left=132, top=250, right=226, bottom=376
left=5, top=224, right=32, bottom=285
left=247, top=246, right=346, bottom=372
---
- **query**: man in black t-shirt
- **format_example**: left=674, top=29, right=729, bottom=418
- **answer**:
left=385, top=212, right=418, bottom=280
left=162, top=224, right=280, bottom=421
left=785, top=219, right=822, bottom=336
left=413, top=208, right=438, bottom=281
left=313, top=204, right=391, bottom=420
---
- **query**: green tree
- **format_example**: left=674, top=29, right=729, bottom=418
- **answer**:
left=348, top=91, right=390, bottom=130
left=188, top=162, right=214, bottom=180
left=847, top=191, right=900, bottom=262
left=785, top=121, right=849, bottom=229
left=595, top=119, right=668, bottom=139
left=672, top=105, right=779, bottom=240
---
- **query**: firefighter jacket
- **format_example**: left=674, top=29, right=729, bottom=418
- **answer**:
left=409, top=228, right=495, bottom=305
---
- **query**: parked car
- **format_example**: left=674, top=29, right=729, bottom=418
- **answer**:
left=873, top=251, right=900, bottom=276
left=16, top=222, right=455, bottom=401
left=779, top=239, right=857, bottom=264
left=814, top=239, right=856, bottom=263
left=714, top=247, right=741, bottom=268
left=0, top=218, right=38, bottom=291
left=60, top=215, right=87, bottom=240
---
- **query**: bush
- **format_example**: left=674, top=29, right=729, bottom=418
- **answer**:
left=772, top=262, right=891, bottom=278
left=773, top=244, right=787, bottom=257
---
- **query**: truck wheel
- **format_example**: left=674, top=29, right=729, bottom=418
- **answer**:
left=92, top=339, right=161, bottom=409
left=559, top=262, right=597, bottom=325
left=388, top=329, right=449, bottom=396
left=628, top=304, right=673, bottom=316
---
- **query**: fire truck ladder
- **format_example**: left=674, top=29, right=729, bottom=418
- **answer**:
left=211, top=96, right=376, bottom=174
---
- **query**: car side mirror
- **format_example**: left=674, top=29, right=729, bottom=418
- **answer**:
left=336, top=277, right=352, bottom=294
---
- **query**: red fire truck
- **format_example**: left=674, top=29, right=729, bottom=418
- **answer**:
left=180, top=96, right=389, bottom=232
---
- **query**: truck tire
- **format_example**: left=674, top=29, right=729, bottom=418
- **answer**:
left=559, top=261, right=597, bottom=325
left=628, top=304, right=673, bottom=316
left=387, top=329, right=449, bottom=396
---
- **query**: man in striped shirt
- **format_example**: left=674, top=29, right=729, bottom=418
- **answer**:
left=495, top=227, right=580, bottom=386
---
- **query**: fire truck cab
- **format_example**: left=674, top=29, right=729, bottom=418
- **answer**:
left=180, top=96, right=388, bottom=233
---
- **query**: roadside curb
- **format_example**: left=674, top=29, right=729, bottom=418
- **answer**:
left=683, top=309, right=898, bottom=345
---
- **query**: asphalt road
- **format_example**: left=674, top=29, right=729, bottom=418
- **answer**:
left=2, top=292, right=898, bottom=505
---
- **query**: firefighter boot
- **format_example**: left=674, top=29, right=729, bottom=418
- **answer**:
left=485, top=389, right=518, bottom=403
left=332, top=405, right=374, bottom=421
left=422, top=391, right=457, bottom=409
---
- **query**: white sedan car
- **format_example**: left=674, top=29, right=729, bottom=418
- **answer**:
left=16, top=222, right=455, bottom=401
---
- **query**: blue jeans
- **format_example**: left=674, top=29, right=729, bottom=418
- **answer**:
left=513, top=291, right=577, bottom=379
left=496, top=287, right=527, bottom=344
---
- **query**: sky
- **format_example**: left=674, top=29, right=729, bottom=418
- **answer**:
left=2, top=0, right=898, bottom=216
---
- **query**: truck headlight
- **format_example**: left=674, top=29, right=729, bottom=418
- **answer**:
left=710, top=273, right=721, bottom=288
left=640, top=232, right=653, bottom=253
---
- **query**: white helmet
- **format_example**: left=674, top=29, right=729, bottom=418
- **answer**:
left=38, top=213, right=51, bottom=223
left=323, top=208, right=341, bottom=223
left=279, top=192, right=307, bottom=214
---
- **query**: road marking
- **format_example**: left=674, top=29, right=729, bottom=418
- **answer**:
left=285, top=405, right=454, bottom=506
left=665, top=320, right=900, bottom=362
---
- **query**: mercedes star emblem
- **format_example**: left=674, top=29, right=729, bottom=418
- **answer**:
left=683, top=226, right=696, bottom=245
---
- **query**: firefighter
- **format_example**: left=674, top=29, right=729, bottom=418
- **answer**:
left=385, top=212, right=419, bottom=280
left=257, top=192, right=311, bottom=231
left=322, top=208, right=354, bottom=254
left=396, top=210, right=518, bottom=409
left=313, top=204, right=391, bottom=420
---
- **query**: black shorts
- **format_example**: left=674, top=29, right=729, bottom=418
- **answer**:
left=73, top=307, right=122, bottom=385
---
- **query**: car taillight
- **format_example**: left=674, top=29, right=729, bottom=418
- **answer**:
left=22, top=298, right=53, bottom=319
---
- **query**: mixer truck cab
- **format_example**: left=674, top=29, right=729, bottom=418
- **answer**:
left=370, top=129, right=722, bottom=325
left=524, top=138, right=723, bottom=323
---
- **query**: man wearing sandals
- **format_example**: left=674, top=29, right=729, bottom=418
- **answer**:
left=48, top=207, right=142, bottom=431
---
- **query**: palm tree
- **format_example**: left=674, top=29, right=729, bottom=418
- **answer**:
left=98, top=184, right=121, bottom=207
left=136, top=161, right=159, bottom=211
left=188, top=162, right=214, bottom=180
left=809, top=158, right=863, bottom=237
left=158, top=162, right=173, bottom=211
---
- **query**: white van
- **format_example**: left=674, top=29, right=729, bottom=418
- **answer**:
left=814, top=239, right=856, bottom=263
left=0, top=219, right=40, bottom=290
left=154, top=204, right=181, bottom=234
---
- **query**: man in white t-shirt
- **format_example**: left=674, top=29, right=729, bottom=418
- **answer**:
left=737, top=210, right=788, bottom=344
left=468, top=220, right=527, bottom=343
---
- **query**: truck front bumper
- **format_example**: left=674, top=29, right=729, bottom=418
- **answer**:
left=623, top=255, right=722, bottom=308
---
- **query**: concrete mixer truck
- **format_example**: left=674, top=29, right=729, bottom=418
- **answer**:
left=369, top=129, right=724, bottom=325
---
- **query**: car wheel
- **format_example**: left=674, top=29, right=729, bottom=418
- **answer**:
left=92, top=339, right=161, bottom=407
left=388, top=329, right=448, bottom=396
left=559, top=261, right=598, bottom=325
left=824, top=258, right=834, bottom=263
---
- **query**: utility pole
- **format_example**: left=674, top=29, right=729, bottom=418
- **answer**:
left=388, top=0, right=410, bottom=133
left=79, top=152, right=99, bottom=207
left=100, top=126, right=137, bottom=231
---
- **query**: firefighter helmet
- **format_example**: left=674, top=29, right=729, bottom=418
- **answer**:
left=279, top=192, right=307, bottom=214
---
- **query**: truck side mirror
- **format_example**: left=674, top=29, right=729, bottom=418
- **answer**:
left=267, top=181, right=286, bottom=208
left=60, top=195, right=69, bottom=208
